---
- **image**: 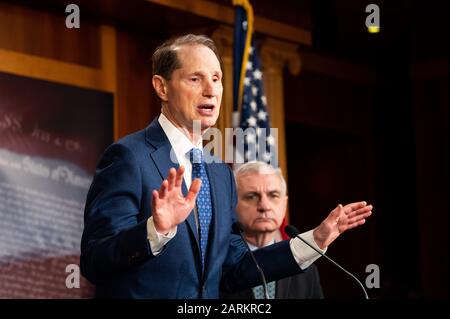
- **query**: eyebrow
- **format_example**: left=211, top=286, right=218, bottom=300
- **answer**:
left=243, top=189, right=281, bottom=195
left=188, top=70, right=222, bottom=77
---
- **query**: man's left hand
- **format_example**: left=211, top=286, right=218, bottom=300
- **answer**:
left=313, top=201, right=373, bottom=249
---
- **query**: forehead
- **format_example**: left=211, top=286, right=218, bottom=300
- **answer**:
left=174, top=44, right=221, bottom=71
left=237, top=172, right=282, bottom=191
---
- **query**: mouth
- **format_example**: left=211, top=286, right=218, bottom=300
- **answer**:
left=196, top=104, right=215, bottom=116
left=255, top=217, right=275, bottom=223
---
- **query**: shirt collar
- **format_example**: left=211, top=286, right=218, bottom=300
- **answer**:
left=158, top=113, right=202, bottom=162
left=247, top=238, right=276, bottom=251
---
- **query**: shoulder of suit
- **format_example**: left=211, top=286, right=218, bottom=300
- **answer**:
left=116, top=129, right=146, bottom=147
left=100, top=129, right=148, bottom=163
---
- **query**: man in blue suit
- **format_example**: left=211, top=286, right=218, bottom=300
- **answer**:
left=80, top=34, right=373, bottom=298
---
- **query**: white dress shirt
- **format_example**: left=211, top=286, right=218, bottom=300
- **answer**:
left=146, top=113, right=326, bottom=269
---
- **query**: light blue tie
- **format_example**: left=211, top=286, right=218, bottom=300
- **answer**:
left=252, top=281, right=276, bottom=299
left=189, top=148, right=212, bottom=272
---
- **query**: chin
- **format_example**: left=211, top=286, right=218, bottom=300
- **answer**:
left=255, top=223, right=277, bottom=232
left=200, top=117, right=218, bottom=129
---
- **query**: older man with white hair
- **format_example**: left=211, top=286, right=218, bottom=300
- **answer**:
left=221, top=161, right=324, bottom=299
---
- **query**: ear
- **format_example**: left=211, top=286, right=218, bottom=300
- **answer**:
left=152, top=75, right=169, bottom=102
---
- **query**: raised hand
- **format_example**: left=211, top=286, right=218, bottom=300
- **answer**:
left=151, top=166, right=201, bottom=235
left=313, top=201, right=373, bottom=249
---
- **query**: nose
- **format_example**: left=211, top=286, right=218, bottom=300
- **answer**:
left=203, top=78, right=220, bottom=97
left=257, top=194, right=271, bottom=213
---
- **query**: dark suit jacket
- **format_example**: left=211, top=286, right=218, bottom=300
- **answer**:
left=220, top=264, right=324, bottom=299
left=80, top=117, right=303, bottom=298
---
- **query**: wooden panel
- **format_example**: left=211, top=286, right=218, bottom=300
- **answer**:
left=146, top=0, right=311, bottom=45
left=298, top=50, right=376, bottom=85
left=0, top=48, right=104, bottom=91
left=115, top=30, right=159, bottom=139
left=0, top=2, right=101, bottom=67
left=0, top=4, right=118, bottom=137
left=0, top=25, right=116, bottom=94
left=284, top=69, right=374, bottom=134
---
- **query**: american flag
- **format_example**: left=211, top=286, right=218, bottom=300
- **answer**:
left=233, top=0, right=288, bottom=239
left=233, top=1, right=277, bottom=166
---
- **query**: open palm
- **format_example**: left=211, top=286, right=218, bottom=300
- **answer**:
left=151, top=166, right=201, bottom=235
left=313, top=201, right=373, bottom=249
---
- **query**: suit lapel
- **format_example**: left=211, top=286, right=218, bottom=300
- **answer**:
left=145, top=118, right=200, bottom=246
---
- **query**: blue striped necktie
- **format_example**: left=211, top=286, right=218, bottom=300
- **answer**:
left=189, top=148, right=212, bottom=271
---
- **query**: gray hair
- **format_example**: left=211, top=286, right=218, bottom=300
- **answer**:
left=234, top=161, right=287, bottom=196
left=152, top=34, right=220, bottom=80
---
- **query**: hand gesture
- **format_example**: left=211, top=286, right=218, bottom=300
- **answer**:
left=313, top=201, right=373, bottom=249
left=151, top=166, right=201, bottom=235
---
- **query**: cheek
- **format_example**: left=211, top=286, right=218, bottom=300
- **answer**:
left=214, top=103, right=221, bottom=115
left=237, top=203, right=256, bottom=220
left=273, top=206, right=286, bottom=224
left=174, top=88, right=195, bottom=104
left=216, top=92, right=223, bottom=107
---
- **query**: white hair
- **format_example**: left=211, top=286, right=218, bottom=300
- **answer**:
left=234, top=161, right=287, bottom=196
